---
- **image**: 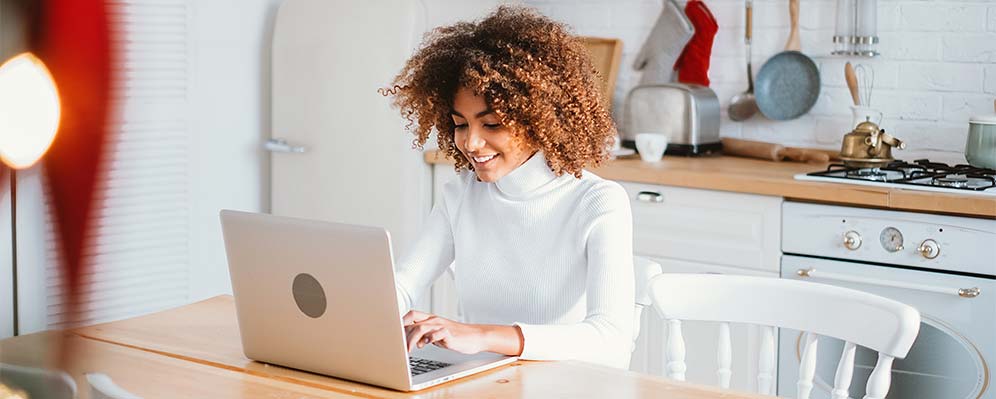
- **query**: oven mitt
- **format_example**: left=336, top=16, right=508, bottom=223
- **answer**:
left=632, top=0, right=693, bottom=85
left=674, top=0, right=718, bottom=86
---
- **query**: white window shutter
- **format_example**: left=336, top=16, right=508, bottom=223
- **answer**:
left=40, top=0, right=192, bottom=330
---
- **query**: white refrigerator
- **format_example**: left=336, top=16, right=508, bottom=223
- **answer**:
left=267, top=0, right=505, bottom=273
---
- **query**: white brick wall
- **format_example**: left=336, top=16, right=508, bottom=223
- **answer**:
left=985, top=64, right=996, bottom=93
left=525, top=0, right=996, bottom=163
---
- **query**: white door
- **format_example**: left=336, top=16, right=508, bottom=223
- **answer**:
left=269, top=0, right=430, bottom=255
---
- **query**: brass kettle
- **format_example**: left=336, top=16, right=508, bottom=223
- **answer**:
left=839, top=120, right=906, bottom=168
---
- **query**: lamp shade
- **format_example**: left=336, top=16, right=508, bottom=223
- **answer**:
left=0, top=52, right=61, bottom=169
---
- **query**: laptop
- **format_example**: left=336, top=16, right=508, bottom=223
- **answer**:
left=219, top=210, right=516, bottom=391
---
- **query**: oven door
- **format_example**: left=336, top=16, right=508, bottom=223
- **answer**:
left=779, top=255, right=994, bottom=399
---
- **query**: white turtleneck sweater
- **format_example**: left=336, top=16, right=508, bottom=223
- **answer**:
left=395, top=152, right=634, bottom=368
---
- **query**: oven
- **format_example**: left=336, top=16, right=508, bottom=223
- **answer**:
left=777, top=202, right=996, bottom=399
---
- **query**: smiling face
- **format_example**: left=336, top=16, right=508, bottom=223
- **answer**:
left=451, top=87, right=536, bottom=182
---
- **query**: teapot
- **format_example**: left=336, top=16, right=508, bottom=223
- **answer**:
left=839, top=120, right=905, bottom=168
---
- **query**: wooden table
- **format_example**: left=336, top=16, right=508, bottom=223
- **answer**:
left=0, top=331, right=356, bottom=398
left=3, top=296, right=772, bottom=398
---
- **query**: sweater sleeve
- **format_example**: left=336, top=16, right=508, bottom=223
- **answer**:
left=393, top=182, right=458, bottom=314
left=514, top=185, right=635, bottom=368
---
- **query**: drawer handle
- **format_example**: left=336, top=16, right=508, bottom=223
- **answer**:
left=636, top=191, right=664, bottom=203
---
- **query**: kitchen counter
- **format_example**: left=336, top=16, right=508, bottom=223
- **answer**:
left=423, top=151, right=996, bottom=219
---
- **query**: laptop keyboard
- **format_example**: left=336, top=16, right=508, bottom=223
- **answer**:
left=409, top=357, right=451, bottom=376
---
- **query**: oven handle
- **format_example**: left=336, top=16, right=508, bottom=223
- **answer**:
left=796, top=268, right=981, bottom=299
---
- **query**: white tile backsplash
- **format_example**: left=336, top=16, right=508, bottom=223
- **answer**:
left=897, top=62, right=985, bottom=93
left=942, top=34, right=996, bottom=63
left=985, top=65, right=996, bottom=94
left=989, top=6, right=996, bottom=32
left=899, top=3, right=989, bottom=33
left=524, top=0, right=996, bottom=162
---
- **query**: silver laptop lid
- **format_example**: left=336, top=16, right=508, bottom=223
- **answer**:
left=219, top=210, right=412, bottom=390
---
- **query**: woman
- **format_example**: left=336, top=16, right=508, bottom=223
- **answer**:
left=382, top=6, right=634, bottom=368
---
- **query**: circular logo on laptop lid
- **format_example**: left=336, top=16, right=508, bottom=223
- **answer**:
left=292, top=273, right=326, bottom=318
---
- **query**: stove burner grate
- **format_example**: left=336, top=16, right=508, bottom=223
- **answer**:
left=809, top=160, right=996, bottom=191
left=847, top=168, right=890, bottom=181
left=933, top=175, right=969, bottom=188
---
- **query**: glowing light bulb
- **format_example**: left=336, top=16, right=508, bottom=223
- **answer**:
left=0, top=52, right=61, bottom=169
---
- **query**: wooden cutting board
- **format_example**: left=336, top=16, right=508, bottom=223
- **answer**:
left=581, top=37, right=623, bottom=109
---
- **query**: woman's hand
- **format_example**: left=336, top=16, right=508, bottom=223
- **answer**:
left=403, top=310, right=489, bottom=354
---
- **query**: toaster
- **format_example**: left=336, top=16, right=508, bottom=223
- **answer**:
left=622, top=83, right=722, bottom=156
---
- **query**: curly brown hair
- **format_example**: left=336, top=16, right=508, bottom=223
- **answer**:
left=381, top=5, right=616, bottom=178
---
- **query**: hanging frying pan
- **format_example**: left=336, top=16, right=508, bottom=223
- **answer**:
left=755, top=0, right=820, bottom=121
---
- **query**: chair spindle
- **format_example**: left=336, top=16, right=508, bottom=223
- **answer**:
left=665, top=319, right=687, bottom=381
left=862, top=353, right=896, bottom=399
left=757, top=325, right=776, bottom=395
left=831, top=341, right=857, bottom=399
left=797, top=333, right=820, bottom=399
left=717, top=322, right=732, bottom=389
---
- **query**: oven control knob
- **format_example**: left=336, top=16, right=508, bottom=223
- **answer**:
left=917, top=239, right=940, bottom=259
left=843, top=231, right=862, bottom=250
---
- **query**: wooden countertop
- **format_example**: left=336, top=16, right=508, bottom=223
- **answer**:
left=61, top=295, right=772, bottom=398
left=424, top=151, right=996, bottom=219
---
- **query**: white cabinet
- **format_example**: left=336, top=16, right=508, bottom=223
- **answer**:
left=620, top=181, right=781, bottom=392
left=619, top=182, right=782, bottom=274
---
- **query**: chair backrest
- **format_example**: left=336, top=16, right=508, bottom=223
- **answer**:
left=0, top=363, right=76, bottom=399
left=648, top=273, right=921, bottom=399
left=631, top=256, right=662, bottom=351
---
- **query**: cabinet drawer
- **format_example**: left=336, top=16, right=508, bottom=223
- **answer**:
left=620, top=182, right=782, bottom=273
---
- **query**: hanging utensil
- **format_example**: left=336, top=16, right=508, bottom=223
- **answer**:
left=755, top=0, right=821, bottom=121
left=845, top=62, right=860, bottom=106
left=728, top=0, right=757, bottom=121
left=855, top=64, right=874, bottom=106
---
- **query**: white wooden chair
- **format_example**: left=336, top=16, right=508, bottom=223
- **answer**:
left=632, top=256, right=662, bottom=352
left=86, top=373, right=143, bottom=399
left=0, top=364, right=141, bottom=399
left=648, top=273, right=920, bottom=399
left=0, top=363, right=76, bottom=399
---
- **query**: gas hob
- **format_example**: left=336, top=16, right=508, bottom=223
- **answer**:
left=795, top=159, right=996, bottom=196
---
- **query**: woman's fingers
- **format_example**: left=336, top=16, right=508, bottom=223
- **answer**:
left=402, top=310, right=432, bottom=326
left=407, top=324, right=443, bottom=352
left=424, top=328, right=452, bottom=348
left=404, top=313, right=462, bottom=351
left=406, top=325, right=424, bottom=352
